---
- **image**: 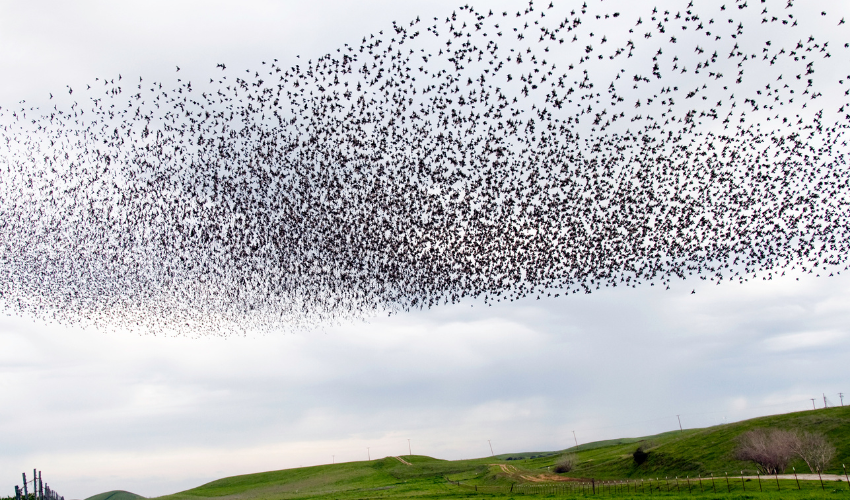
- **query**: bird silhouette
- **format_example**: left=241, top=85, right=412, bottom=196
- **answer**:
left=0, top=0, right=848, bottom=336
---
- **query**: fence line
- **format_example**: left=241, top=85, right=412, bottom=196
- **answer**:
left=447, top=472, right=850, bottom=495
left=13, top=470, right=63, bottom=500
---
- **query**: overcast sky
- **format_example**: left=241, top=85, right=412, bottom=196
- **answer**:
left=1, top=0, right=848, bottom=499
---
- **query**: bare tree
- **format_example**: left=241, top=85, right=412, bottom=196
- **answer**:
left=790, top=431, right=835, bottom=474
left=734, top=429, right=797, bottom=474
left=554, top=453, right=578, bottom=473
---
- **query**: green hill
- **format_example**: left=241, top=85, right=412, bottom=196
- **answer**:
left=553, top=405, right=850, bottom=479
left=150, top=406, right=850, bottom=500
left=84, top=491, right=144, bottom=500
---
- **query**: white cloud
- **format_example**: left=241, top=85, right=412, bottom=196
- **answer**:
left=763, top=330, right=848, bottom=352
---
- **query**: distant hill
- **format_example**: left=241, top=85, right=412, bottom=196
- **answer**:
left=84, top=491, right=144, bottom=500
left=148, top=406, right=850, bottom=500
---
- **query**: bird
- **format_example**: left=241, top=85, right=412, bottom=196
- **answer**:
left=0, top=0, right=847, bottom=336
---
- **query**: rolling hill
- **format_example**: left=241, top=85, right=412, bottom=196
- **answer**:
left=128, top=406, right=850, bottom=500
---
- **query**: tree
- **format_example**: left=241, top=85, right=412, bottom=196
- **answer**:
left=633, top=446, right=650, bottom=466
left=790, top=430, right=835, bottom=474
left=554, top=453, right=578, bottom=473
left=734, top=429, right=796, bottom=474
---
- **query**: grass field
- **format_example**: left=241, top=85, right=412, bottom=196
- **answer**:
left=134, top=406, right=850, bottom=500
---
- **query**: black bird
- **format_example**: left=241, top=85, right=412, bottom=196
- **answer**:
left=0, top=0, right=848, bottom=335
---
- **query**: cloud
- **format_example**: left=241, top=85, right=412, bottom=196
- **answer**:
left=763, top=330, right=848, bottom=352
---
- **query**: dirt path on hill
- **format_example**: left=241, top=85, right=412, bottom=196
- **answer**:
left=489, top=464, right=582, bottom=483
left=394, top=456, right=412, bottom=466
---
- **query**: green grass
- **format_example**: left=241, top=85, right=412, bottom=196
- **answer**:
left=549, top=406, right=850, bottom=480
left=141, top=406, right=850, bottom=500
left=84, top=491, right=145, bottom=500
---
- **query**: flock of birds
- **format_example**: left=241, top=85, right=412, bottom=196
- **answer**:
left=0, top=0, right=849, bottom=335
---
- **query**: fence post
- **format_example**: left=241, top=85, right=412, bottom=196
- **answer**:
left=592, top=478, right=595, bottom=495
left=22, top=474, right=28, bottom=498
left=775, top=472, right=780, bottom=491
left=16, top=486, right=22, bottom=500
left=725, top=472, right=730, bottom=493
left=793, top=467, right=800, bottom=490
left=757, top=470, right=762, bottom=492
left=844, top=465, right=850, bottom=490
left=741, top=471, right=745, bottom=491
left=39, top=471, right=43, bottom=500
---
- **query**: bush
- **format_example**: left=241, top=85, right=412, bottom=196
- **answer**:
left=735, top=429, right=797, bottom=474
left=554, top=453, right=577, bottom=473
left=633, top=446, right=650, bottom=465
left=736, top=428, right=836, bottom=475
left=789, top=430, right=836, bottom=474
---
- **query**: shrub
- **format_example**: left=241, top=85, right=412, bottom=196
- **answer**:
left=735, top=429, right=797, bottom=474
left=554, top=453, right=577, bottom=473
left=789, top=430, right=836, bottom=474
left=633, top=446, right=650, bottom=465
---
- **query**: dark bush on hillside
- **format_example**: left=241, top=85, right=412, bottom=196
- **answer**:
left=554, top=453, right=577, bottom=473
left=735, top=429, right=796, bottom=474
left=633, top=446, right=649, bottom=465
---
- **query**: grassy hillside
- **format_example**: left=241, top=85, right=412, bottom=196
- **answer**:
left=550, top=406, right=850, bottom=479
left=84, top=491, right=145, bottom=500
left=147, top=406, right=850, bottom=500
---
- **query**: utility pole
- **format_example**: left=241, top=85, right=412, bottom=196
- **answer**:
left=840, top=393, right=845, bottom=406
left=810, top=398, right=816, bottom=410
left=488, top=440, right=494, bottom=457
left=367, top=448, right=371, bottom=461
left=572, top=431, right=578, bottom=448
left=677, top=415, right=683, bottom=432
left=824, top=393, right=829, bottom=409
left=408, top=439, right=412, bottom=456
left=332, top=455, right=335, bottom=464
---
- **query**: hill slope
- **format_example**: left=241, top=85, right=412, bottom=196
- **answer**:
left=550, top=405, right=850, bottom=479
left=84, top=491, right=145, bottom=500
left=151, top=406, right=850, bottom=500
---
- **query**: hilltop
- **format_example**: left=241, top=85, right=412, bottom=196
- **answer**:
left=84, top=491, right=144, bottom=500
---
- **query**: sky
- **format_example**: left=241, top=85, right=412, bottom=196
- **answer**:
left=1, top=0, right=849, bottom=498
